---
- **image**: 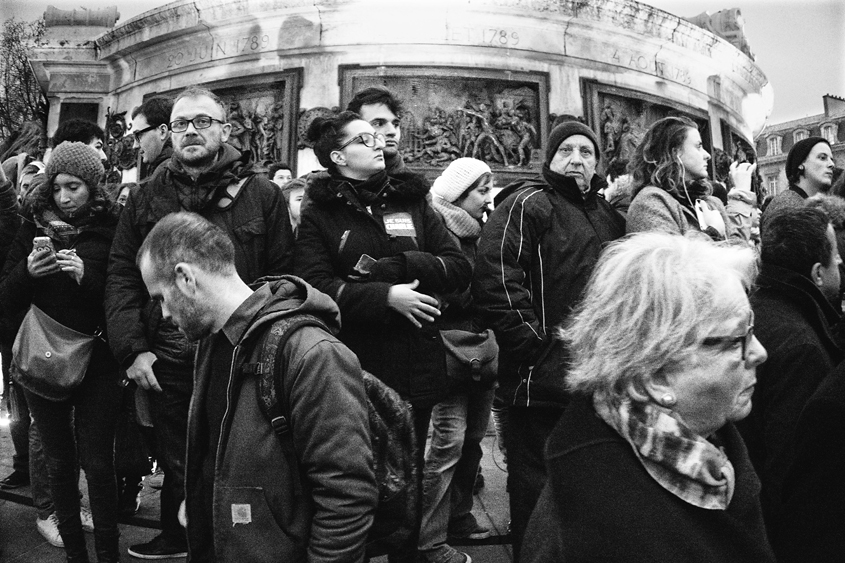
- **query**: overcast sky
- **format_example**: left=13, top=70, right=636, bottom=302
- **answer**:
left=3, top=0, right=843, bottom=125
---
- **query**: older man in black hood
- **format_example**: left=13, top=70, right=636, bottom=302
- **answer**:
left=472, top=120, right=625, bottom=561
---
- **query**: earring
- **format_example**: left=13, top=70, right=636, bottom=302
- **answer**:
left=660, top=393, right=676, bottom=407
left=799, top=165, right=805, bottom=171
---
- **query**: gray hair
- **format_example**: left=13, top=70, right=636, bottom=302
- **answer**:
left=561, top=232, right=757, bottom=402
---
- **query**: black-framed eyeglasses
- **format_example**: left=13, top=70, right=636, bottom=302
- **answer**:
left=702, top=310, right=755, bottom=360
left=132, top=125, right=157, bottom=141
left=168, top=116, right=225, bottom=133
left=336, top=132, right=386, bottom=151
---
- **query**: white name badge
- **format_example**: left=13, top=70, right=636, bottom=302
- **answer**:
left=383, top=212, right=416, bottom=237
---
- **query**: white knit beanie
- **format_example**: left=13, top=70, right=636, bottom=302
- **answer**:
left=431, top=158, right=492, bottom=203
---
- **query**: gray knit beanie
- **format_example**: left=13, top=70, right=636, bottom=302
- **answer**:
left=546, top=120, right=601, bottom=166
left=432, top=158, right=492, bottom=203
left=45, top=141, right=104, bottom=189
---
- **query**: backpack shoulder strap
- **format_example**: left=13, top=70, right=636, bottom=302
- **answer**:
left=242, top=313, right=330, bottom=496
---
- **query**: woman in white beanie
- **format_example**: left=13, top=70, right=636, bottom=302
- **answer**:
left=419, top=157, right=497, bottom=563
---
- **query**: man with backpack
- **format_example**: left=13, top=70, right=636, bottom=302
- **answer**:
left=137, top=212, right=378, bottom=562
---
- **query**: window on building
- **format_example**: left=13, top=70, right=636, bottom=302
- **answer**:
left=767, top=175, right=778, bottom=194
left=822, top=124, right=837, bottom=144
left=794, top=130, right=809, bottom=143
left=767, top=136, right=782, bottom=156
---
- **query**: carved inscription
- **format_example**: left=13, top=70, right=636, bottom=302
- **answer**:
left=164, top=34, right=271, bottom=70
left=611, top=50, right=692, bottom=86
left=445, top=26, right=521, bottom=48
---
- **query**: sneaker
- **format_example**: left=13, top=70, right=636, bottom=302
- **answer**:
left=448, top=521, right=492, bottom=541
left=80, top=506, right=94, bottom=533
left=36, top=513, right=64, bottom=548
left=420, top=545, right=472, bottom=563
left=146, top=467, right=164, bottom=490
left=128, top=533, right=188, bottom=559
left=0, top=469, right=30, bottom=489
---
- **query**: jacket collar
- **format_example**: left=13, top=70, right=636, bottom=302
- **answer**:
left=542, top=163, right=607, bottom=208
left=788, top=184, right=809, bottom=199
left=305, top=169, right=430, bottom=205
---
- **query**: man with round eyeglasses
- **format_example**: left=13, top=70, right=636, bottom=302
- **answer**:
left=105, top=85, right=293, bottom=560
left=131, top=96, right=174, bottom=181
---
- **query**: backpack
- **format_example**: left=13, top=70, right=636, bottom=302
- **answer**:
left=242, top=313, right=419, bottom=558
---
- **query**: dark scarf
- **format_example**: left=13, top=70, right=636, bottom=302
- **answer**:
left=330, top=170, right=390, bottom=206
left=167, top=146, right=250, bottom=212
left=35, top=200, right=101, bottom=246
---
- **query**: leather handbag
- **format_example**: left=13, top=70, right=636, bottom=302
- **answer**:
left=440, top=328, right=499, bottom=386
left=11, top=304, right=98, bottom=401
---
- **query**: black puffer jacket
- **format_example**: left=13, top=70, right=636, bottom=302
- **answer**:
left=294, top=170, right=471, bottom=407
left=105, top=144, right=294, bottom=367
left=473, top=171, right=625, bottom=408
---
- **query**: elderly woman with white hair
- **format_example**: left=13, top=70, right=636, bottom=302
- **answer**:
left=522, top=232, right=776, bottom=563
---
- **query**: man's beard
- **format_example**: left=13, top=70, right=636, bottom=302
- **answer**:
left=177, top=141, right=220, bottom=169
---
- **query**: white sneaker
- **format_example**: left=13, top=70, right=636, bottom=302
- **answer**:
left=80, top=506, right=94, bottom=533
left=37, top=513, right=64, bottom=548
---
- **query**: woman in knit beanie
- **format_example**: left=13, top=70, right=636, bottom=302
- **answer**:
left=421, top=157, right=498, bottom=563
left=0, top=140, right=123, bottom=561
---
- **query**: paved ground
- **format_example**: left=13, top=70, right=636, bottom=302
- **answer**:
left=0, top=416, right=513, bottom=562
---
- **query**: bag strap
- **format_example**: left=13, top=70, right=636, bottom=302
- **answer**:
left=242, top=313, right=330, bottom=497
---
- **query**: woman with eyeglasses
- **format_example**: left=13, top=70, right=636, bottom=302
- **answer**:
left=521, top=232, right=775, bottom=563
left=295, top=111, right=471, bottom=557
left=627, top=116, right=755, bottom=241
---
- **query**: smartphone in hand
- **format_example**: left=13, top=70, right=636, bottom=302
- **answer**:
left=32, top=236, right=56, bottom=257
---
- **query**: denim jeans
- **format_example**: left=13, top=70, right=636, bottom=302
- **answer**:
left=506, top=406, right=563, bottom=563
left=148, top=359, right=193, bottom=543
left=419, top=388, right=494, bottom=551
left=4, top=343, right=54, bottom=518
left=24, top=343, right=122, bottom=559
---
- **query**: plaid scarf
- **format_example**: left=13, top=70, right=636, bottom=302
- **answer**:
left=430, top=194, right=481, bottom=240
left=35, top=204, right=97, bottom=246
left=593, top=393, right=736, bottom=510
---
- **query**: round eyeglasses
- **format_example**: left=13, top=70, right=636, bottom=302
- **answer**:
left=336, top=132, right=386, bottom=151
left=168, top=116, right=226, bottom=133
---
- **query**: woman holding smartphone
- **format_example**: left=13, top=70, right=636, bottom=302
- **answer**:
left=0, top=142, right=122, bottom=563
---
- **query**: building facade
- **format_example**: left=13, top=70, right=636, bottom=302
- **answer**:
left=756, top=94, right=845, bottom=197
left=29, top=0, right=771, bottom=182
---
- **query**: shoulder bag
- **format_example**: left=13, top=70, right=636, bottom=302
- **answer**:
left=11, top=304, right=99, bottom=401
left=440, top=328, right=499, bottom=386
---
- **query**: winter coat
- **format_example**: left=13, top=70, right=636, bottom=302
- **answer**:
left=294, top=170, right=471, bottom=408
left=0, top=207, right=121, bottom=380
left=522, top=396, right=776, bottom=563
left=185, top=276, right=377, bottom=563
left=105, top=144, right=294, bottom=367
left=0, top=179, right=21, bottom=344
left=778, top=360, right=845, bottom=563
left=472, top=173, right=625, bottom=408
left=737, top=263, right=843, bottom=538
left=627, top=186, right=734, bottom=239
left=760, top=185, right=807, bottom=233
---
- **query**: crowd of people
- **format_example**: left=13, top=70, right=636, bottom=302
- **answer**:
left=0, top=83, right=843, bottom=563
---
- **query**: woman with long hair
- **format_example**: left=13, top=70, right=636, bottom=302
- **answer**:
left=1, top=142, right=122, bottom=563
left=627, top=116, right=749, bottom=240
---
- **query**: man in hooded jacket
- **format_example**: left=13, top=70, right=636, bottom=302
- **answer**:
left=472, top=120, right=625, bottom=560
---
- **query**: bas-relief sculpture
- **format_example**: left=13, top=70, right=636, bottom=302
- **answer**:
left=347, top=76, right=542, bottom=171
left=596, top=91, right=708, bottom=173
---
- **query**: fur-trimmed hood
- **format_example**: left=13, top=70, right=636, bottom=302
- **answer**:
left=305, top=169, right=430, bottom=205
